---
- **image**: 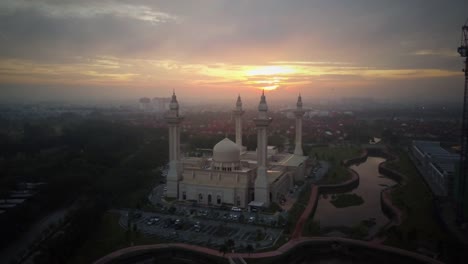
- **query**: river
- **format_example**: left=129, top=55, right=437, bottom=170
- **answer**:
left=313, top=156, right=396, bottom=235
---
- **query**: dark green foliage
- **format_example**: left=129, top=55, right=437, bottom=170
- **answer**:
left=263, top=202, right=282, bottom=214
left=307, top=146, right=361, bottom=184
left=0, top=117, right=168, bottom=257
left=330, top=193, right=364, bottom=208
left=304, top=220, right=321, bottom=236
left=384, top=150, right=447, bottom=249
left=286, top=184, right=311, bottom=234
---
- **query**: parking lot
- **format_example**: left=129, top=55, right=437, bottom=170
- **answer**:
left=117, top=209, right=283, bottom=250
left=131, top=163, right=327, bottom=250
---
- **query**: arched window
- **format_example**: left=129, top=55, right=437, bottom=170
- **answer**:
left=182, top=191, right=186, bottom=200
left=217, top=195, right=221, bottom=205
left=198, top=193, right=203, bottom=202
left=208, top=194, right=212, bottom=205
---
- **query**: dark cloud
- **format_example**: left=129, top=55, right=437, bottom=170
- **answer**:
left=1, top=0, right=466, bottom=64
left=0, top=0, right=467, bottom=102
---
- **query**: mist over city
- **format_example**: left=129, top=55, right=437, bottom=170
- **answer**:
left=0, top=1, right=467, bottom=264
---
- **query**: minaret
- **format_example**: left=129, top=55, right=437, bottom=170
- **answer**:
left=294, top=94, right=305, bottom=156
left=233, top=95, right=245, bottom=149
left=165, top=91, right=184, bottom=198
left=254, top=90, right=272, bottom=206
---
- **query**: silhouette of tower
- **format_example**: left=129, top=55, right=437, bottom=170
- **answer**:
left=456, top=20, right=468, bottom=222
left=165, top=91, right=184, bottom=198
left=294, top=94, right=305, bottom=156
left=254, top=90, right=272, bottom=206
left=233, top=95, right=245, bottom=149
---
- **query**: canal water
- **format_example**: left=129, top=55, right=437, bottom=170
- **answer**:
left=313, top=156, right=396, bottom=234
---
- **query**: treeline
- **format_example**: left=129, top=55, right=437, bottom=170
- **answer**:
left=183, top=132, right=285, bottom=152
left=0, top=117, right=169, bottom=256
left=21, top=198, right=106, bottom=264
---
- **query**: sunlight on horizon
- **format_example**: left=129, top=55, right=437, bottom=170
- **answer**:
left=243, top=65, right=298, bottom=90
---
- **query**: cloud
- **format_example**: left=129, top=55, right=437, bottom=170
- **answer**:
left=411, top=49, right=458, bottom=57
left=0, top=0, right=179, bottom=24
left=0, top=0, right=467, bottom=102
left=0, top=57, right=460, bottom=93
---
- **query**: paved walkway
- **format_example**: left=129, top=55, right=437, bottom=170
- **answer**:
left=95, top=170, right=442, bottom=264
left=0, top=206, right=71, bottom=264
left=291, top=185, right=319, bottom=239
left=95, top=237, right=444, bottom=264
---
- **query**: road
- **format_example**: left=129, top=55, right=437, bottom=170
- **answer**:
left=0, top=207, right=70, bottom=264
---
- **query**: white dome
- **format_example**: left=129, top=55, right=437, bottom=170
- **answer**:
left=213, top=138, right=240, bottom=163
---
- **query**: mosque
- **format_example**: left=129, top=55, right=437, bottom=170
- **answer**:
left=164, top=91, right=309, bottom=209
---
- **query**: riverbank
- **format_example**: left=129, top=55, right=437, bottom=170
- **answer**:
left=303, top=147, right=406, bottom=242
left=378, top=149, right=460, bottom=260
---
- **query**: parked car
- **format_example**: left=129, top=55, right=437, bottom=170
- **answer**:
left=193, top=221, right=201, bottom=232
left=134, top=212, right=142, bottom=219
left=231, top=206, right=242, bottom=212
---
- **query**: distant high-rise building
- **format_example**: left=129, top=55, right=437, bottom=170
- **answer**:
left=139, top=97, right=151, bottom=111
left=152, top=97, right=171, bottom=112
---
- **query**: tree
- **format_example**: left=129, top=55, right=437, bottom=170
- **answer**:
left=219, top=244, right=228, bottom=256
left=246, top=244, right=254, bottom=256
left=277, top=215, right=285, bottom=227
left=239, top=214, right=245, bottom=223
left=226, top=239, right=235, bottom=250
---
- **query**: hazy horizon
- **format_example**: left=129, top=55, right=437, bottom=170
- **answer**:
left=0, top=0, right=467, bottom=103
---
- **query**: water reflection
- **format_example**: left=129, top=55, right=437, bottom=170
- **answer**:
left=313, top=157, right=396, bottom=234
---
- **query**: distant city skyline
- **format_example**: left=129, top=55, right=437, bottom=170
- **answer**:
left=0, top=0, right=467, bottom=103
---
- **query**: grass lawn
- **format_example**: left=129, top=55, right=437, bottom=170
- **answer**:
left=309, top=146, right=361, bottom=184
left=383, top=150, right=447, bottom=250
left=69, top=212, right=166, bottom=264
left=330, top=193, right=364, bottom=208
left=286, top=184, right=311, bottom=234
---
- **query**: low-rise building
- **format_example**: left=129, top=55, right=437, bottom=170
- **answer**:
left=410, top=140, right=459, bottom=197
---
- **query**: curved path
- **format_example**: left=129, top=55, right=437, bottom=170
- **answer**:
left=291, top=185, right=318, bottom=239
left=96, top=150, right=430, bottom=264
left=95, top=180, right=441, bottom=264
left=95, top=236, right=443, bottom=264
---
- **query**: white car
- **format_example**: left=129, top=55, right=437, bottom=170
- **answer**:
left=231, top=207, right=242, bottom=212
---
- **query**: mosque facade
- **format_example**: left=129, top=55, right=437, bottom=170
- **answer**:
left=165, top=92, right=308, bottom=208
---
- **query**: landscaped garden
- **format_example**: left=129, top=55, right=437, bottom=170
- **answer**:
left=383, top=150, right=448, bottom=250
left=308, top=146, right=362, bottom=184
left=330, top=193, right=364, bottom=208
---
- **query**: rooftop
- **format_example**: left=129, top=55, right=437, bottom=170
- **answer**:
left=412, top=140, right=459, bottom=174
left=274, top=154, right=308, bottom=167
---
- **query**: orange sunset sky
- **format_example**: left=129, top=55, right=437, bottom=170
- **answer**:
left=0, top=0, right=467, bottom=103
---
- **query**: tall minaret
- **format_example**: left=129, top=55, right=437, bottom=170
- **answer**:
left=165, top=91, right=184, bottom=198
left=294, top=94, right=305, bottom=156
left=254, top=90, right=272, bottom=206
left=233, top=95, right=245, bottom=149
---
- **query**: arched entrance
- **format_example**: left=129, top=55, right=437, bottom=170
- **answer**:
left=208, top=194, right=212, bottom=205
